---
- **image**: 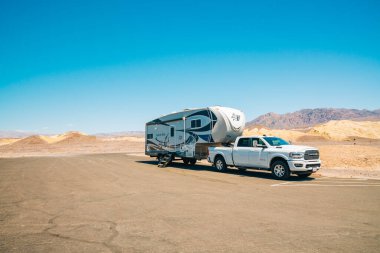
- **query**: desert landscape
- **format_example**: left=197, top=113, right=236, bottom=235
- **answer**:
left=1, top=108, right=380, bottom=252
left=2, top=1, right=379, bottom=251
left=0, top=131, right=145, bottom=158
left=1, top=109, right=380, bottom=179
left=1, top=109, right=380, bottom=252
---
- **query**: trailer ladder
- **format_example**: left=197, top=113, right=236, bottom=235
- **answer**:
left=158, top=154, right=172, bottom=168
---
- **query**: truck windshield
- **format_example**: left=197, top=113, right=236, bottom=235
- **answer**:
left=263, top=137, right=289, bottom=146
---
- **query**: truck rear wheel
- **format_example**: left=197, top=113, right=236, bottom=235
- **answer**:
left=271, top=160, right=290, bottom=180
left=214, top=156, right=227, bottom=172
left=182, top=158, right=190, bottom=165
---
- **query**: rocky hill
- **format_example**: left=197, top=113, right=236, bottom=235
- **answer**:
left=247, top=108, right=380, bottom=129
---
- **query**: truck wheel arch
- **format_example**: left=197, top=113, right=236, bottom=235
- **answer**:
left=270, top=156, right=288, bottom=168
left=214, top=154, right=225, bottom=165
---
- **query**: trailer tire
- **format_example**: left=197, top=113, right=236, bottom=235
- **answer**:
left=189, top=159, right=197, bottom=165
left=271, top=160, right=290, bottom=180
left=214, top=156, right=227, bottom=172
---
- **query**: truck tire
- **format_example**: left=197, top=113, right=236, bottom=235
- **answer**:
left=189, top=159, right=197, bottom=165
left=271, top=160, right=290, bottom=180
left=298, top=172, right=312, bottom=178
left=182, top=158, right=190, bottom=165
left=214, top=156, right=227, bottom=172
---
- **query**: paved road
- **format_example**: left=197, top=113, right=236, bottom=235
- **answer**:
left=0, top=154, right=379, bottom=252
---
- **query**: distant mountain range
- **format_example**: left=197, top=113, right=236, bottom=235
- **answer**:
left=0, top=131, right=40, bottom=138
left=94, top=131, right=144, bottom=137
left=247, top=108, right=380, bottom=129
left=0, top=130, right=145, bottom=139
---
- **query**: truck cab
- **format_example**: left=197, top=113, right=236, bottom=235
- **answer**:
left=208, top=136, right=321, bottom=179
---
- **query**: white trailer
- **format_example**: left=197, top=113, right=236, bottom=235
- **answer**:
left=145, top=106, right=245, bottom=166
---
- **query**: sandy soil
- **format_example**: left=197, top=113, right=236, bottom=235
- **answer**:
left=309, top=143, right=380, bottom=179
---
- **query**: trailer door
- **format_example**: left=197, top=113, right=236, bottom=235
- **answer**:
left=169, top=125, right=176, bottom=151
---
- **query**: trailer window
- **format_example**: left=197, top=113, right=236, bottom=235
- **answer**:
left=147, top=134, right=153, bottom=139
left=170, top=127, right=174, bottom=137
left=237, top=138, right=251, bottom=147
left=191, top=119, right=201, bottom=128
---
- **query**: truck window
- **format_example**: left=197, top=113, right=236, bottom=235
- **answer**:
left=147, top=134, right=153, bottom=139
left=263, top=137, right=289, bottom=146
left=251, top=138, right=265, bottom=146
left=170, top=127, right=174, bottom=137
left=237, top=138, right=251, bottom=147
left=191, top=119, right=201, bottom=128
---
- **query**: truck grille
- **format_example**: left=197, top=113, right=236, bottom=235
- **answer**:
left=304, top=150, right=319, bottom=160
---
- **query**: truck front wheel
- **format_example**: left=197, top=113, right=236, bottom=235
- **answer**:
left=214, top=156, right=227, bottom=172
left=271, top=160, right=290, bottom=180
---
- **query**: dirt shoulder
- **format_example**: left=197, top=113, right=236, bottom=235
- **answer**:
left=320, top=144, right=380, bottom=179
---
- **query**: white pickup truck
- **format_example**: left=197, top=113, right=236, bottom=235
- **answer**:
left=208, top=136, right=321, bottom=179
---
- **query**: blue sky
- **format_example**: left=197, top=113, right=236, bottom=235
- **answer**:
left=1, top=0, right=380, bottom=133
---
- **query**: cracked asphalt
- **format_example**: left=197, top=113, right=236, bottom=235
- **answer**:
left=1, top=154, right=380, bottom=252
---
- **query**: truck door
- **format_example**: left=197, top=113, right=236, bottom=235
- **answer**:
left=233, top=138, right=252, bottom=166
left=249, top=138, right=268, bottom=168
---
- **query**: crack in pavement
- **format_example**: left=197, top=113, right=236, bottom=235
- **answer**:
left=41, top=214, right=122, bottom=253
left=103, top=220, right=122, bottom=253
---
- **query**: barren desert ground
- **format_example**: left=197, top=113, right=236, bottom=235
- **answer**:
left=2, top=125, right=380, bottom=179
left=1, top=154, right=380, bottom=253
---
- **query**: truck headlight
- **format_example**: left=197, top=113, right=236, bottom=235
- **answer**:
left=289, top=152, right=304, bottom=159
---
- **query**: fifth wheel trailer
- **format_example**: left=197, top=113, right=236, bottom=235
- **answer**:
left=145, top=106, right=245, bottom=166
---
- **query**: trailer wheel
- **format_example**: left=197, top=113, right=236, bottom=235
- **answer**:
left=214, top=156, right=227, bottom=172
left=182, top=158, right=190, bottom=165
left=189, top=159, right=197, bottom=165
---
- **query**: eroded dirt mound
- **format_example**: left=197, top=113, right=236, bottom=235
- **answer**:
left=0, top=138, right=19, bottom=146
left=243, top=127, right=307, bottom=142
left=54, top=131, right=97, bottom=144
left=309, top=120, right=380, bottom=141
left=10, top=135, right=48, bottom=146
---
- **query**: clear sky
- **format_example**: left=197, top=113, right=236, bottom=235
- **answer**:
left=1, top=0, right=380, bottom=133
